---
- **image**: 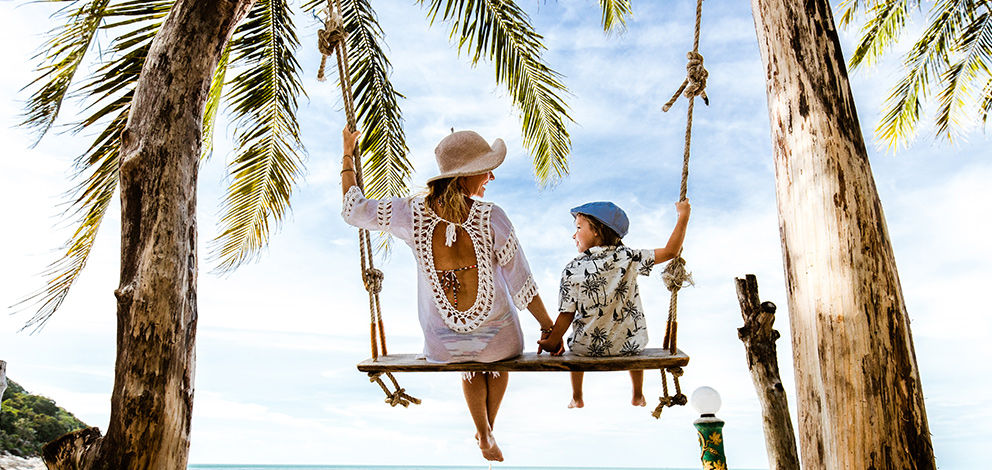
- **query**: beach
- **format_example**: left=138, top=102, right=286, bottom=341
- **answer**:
left=0, top=453, right=45, bottom=470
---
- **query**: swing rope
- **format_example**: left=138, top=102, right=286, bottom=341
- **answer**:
left=654, top=0, right=707, bottom=418
left=318, top=0, right=419, bottom=408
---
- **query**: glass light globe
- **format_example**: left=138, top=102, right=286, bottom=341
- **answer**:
left=691, top=386, right=722, bottom=415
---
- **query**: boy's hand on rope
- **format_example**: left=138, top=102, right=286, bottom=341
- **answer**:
left=676, top=199, right=691, bottom=219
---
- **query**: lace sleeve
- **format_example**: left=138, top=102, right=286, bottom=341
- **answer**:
left=489, top=205, right=538, bottom=310
left=512, top=275, right=539, bottom=311
left=340, top=186, right=413, bottom=240
left=496, top=229, right=519, bottom=266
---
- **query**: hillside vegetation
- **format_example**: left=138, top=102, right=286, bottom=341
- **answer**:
left=1, top=379, right=88, bottom=457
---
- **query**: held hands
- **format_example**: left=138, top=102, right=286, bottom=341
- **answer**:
left=537, top=331, right=565, bottom=356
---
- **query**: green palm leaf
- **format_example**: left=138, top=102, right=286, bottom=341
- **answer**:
left=844, top=0, right=992, bottom=148
left=421, top=0, right=573, bottom=187
left=343, top=0, right=412, bottom=202
left=844, top=0, right=916, bottom=69
left=211, top=0, right=306, bottom=273
left=17, top=0, right=169, bottom=330
left=598, top=0, right=633, bottom=35
left=20, top=0, right=113, bottom=143
left=933, top=3, right=992, bottom=140
left=203, top=43, right=232, bottom=162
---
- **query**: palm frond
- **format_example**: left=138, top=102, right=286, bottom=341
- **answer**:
left=980, top=77, right=992, bottom=125
left=343, top=0, right=412, bottom=202
left=847, top=0, right=992, bottom=147
left=203, top=43, right=232, bottom=162
left=20, top=0, right=113, bottom=144
left=848, top=0, right=916, bottom=69
left=19, top=105, right=130, bottom=332
left=211, top=0, right=306, bottom=273
left=17, top=0, right=169, bottom=330
left=598, top=0, right=633, bottom=35
left=421, top=0, right=573, bottom=188
left=837, top=0, right=862, bottom=28
left=876, top=67, right=924, bottom=148
left=933, top=2, right=992, bottom=139
left=874, top=0, right=970, bottom=148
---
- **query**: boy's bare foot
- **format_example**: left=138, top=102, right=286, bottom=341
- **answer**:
left=632, top=394, right=647, bottom=407
left=568, top=397, right=584, bottom=408
left=478, top=432, right=503, bottom=462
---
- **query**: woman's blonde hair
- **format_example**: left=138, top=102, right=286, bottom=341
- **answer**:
left=425, top=177, right=471, bottom=222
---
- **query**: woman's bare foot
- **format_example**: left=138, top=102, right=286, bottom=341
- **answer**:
left=568, top=396, right=584, bottom=408
left=478, top=431, right=503, bottom=461
left=632, top=394, right=647, bottom=407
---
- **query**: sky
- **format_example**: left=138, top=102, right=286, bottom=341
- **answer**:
left=1, top=1, right=990, bottom=469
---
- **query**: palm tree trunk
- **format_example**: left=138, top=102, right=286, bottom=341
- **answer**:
left=749, top=0, right=935, bottom=468
left=41, top=0, right=254, bottom=468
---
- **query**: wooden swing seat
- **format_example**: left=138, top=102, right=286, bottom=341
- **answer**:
left=357, top=348, right=689, bottom=373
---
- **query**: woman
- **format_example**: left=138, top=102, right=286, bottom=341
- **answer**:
left=340, top=127, right=558, bottom=461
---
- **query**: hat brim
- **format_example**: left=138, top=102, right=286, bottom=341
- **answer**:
left=426, top=138, right=506, bottom=183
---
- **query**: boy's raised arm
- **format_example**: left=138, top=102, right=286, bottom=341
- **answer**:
left=654, top=199, right=691, bottom=264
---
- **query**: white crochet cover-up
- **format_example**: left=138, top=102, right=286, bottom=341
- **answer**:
left=342, top=186, right=538, bottom=363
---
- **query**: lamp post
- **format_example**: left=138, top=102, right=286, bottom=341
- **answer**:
left=692, top=386, right=727, bottom=470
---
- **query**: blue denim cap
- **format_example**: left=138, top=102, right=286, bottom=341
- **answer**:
left=570, top=201, right=629, bottom=238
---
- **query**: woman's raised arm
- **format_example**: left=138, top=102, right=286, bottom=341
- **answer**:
left=341, top=127, right=361, bottom=197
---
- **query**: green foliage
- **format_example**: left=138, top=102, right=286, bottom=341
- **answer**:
left=19, top=0, right=604, bottom=325
left=17, top=0, right=171, bottom=332
left=1, top=380, right=88, bottom=457
left=840, top=0, right=992, bottom=150
left=421, top=0, right=574, bottom=187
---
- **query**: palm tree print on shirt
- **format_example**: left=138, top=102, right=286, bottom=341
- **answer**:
left=580, top=270, right=608, bottom=306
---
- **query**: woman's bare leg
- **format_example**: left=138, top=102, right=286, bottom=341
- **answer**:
left=569, top=371, right=585, bottom=408
left=485, top=372, right=509, bottom=430
left=630, top=370, right=646, bottom=406
left=462, top=373, right=504, bottom=461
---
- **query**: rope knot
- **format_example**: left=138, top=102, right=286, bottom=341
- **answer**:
left=316, top=8, right=346, bottom=82
left=652, top=396, right=673, bottom=419
left=662, top=51, right=711, bottom=112
left=662, top=256, right=694, bottom=293
left=683, top=51, right=709, bottom=104
left=386, top=388, right=409, bottom=407
left=363, top=268, right=384, bottom=294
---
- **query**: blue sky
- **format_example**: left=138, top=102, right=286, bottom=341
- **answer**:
left=1, top=1, right=989, bottom=468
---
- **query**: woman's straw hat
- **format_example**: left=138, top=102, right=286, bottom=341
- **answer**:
left=427, top=130, right=506, bottom=183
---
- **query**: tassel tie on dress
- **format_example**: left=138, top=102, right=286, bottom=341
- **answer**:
left=444, top=222, right=459, bottom=246
left=436, top=264, right=477, bottom=308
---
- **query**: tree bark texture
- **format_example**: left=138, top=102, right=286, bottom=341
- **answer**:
left=736, top=274, right=800, bottom=470
left=0, top=360, right=7, bottom=401
left=42, top=0, right=254, bottom=468
left=749, top=1, right=935, bottom=469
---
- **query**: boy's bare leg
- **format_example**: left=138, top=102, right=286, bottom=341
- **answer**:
left=462, top=373, right=504, bottom=462
left=630, top=370, right=646, bottom=407
left=569, top=371, right=585, bottom=408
